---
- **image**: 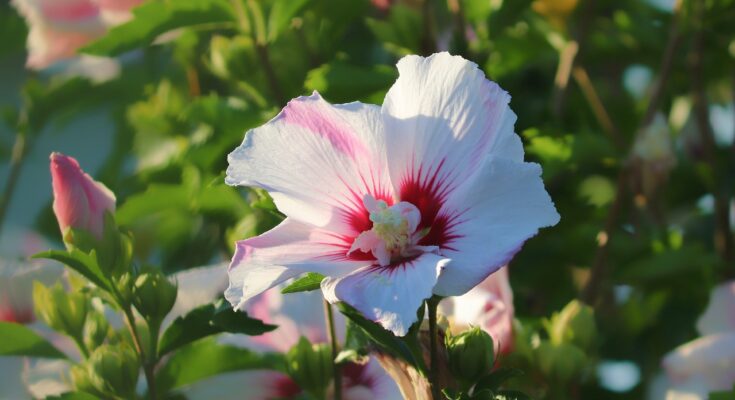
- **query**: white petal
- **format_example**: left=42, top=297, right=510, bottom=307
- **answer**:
left=441, top=267, right=515, bottom=353
left=696, top=281, right=735, bottom=336
left=177, top=370, right=289, bottom=400
left=662, top=333, right=735, bottom=391
left=382, top=52, right=522, bottom=201
left=321, top=253, right=449, bottom=336
left=227, top=92, right=391, bottom=231
left=168, top=263, right=228, bottom=321
left=432, top=159, right=559, bottom=296
left=226, top=218, right=367, bottom=311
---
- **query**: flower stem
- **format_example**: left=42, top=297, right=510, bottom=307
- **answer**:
left=122, top=307, right=157, bottom=400
left=323, top=300, right=341, bottom=400
left=0, top=129, right=30, bottom=236
left=427, top=295, right=441, bottom=400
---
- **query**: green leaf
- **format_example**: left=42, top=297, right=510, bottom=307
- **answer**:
left=475, top=368, right=524, bottom=393
left=82, top=0, right=235, bottom=56
left=578, top=175, right=616, bottom=208
left=0, top=322, right=67, bottom=359
left=305, top=62, right=397, bottom=103
left=156, top=337, right=284, bottom=393
left=45, top=393, right=99, bottom=400
left=281, top=272, right=325, bottom=294
left=442, top=388, right=471, bottom=400
left=267, top=0, right=310, bottom=42
left=158, top=301, right=276, bottom=356
left=366, top=4, right=422, bottom=56
left=211, top=299, right=278, bottom=335
left=494, top=390, right=532, bottom=400
left=337, top=303, right=424, bottom=372
left=33, top=249, right=110, bottom=291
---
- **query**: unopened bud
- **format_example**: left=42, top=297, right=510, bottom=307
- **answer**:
left=536, top=341, right=587, bottom=382
left=50, top=153, right=115, bottom=242
left=70, top=364, right=103, bottom=398
left=32, top=282, right=88, bottom=340
left=87, top=344, right=139, bottom=398
left=83, top=310, right=110, bottom=350
left=446, top=326, right=495, bottom=385
left=132, top=270, right=177, bottom=323
left=286, top=337, right=333, bottom=398
left=548, top=300, right=597, bottom=350
left=114, top=273, right=134, bottom=306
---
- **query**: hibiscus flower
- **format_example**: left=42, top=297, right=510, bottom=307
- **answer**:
left=11, top=0, right=142, bottom=69
left=225, top=52, right=559, bottom=336
left=440, top=266, right=514, bottom=354
left=658, top=281, right=735, bottom=400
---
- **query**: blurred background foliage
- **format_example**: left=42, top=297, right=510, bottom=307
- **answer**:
left=0, top=0, right=734, bottom=398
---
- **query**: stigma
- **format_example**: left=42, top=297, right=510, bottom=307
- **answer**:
left=349, top=195, right=438, bottom=266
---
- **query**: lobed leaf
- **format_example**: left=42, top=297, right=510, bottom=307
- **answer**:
left=158, top=300, right=276, bottom=356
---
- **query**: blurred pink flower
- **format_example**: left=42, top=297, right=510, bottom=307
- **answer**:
left=440, top=266, right=514, bottom=354
left=225, top=52, right=559, bottom=336
left=0, top=262, right=60, bottom=323
left=10, top=0, right=141, bottom=69
left=661, top=281, right=735, bottom=399
left=50, top=152, right=116, bottom=240
left=182, top=280, right=401, bottom=400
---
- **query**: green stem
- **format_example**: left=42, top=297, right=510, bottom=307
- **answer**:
left=0, top=129, right=30, bottom=236
left=123, top=307, right=158, bottom=400
left=323, top=300, right=341, bottom=400
left=427, top=296, right=441, bottom=400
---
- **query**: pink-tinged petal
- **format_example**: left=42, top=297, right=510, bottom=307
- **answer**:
left=25, top=25, right=100, bottom=69
left=226, top=218, right=368, bottom=311
left=382, top=52, right=522, bottom=208
left=432, top=159, right=559, bottom=296
left=177, top=370, right=296, bottom=400
left=40, top=0, right=100, bottom=23
left=662, top=333, right=735, bottom=392
left=92, top=0, right=142, bottom=12
left=322, top=253, right=450, bottom=336
left=440, top=267, right=514, bottom=353
left=0, top=260, right=64, bottom=324
left=242, top=288, right=333, bottom=353
left=226, top=93, right=392, bottom=233
left=50, top=153, right=115, bottom=239
left=696, top=281, right=735, bottom=336
left=168, top=263, right=229, bottom=321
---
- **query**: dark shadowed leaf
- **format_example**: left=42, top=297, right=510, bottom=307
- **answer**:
left=158, top=300, right=276, bottom=356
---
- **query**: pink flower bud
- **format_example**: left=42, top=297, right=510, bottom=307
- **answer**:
left=50, top=153, right=115, bottom=240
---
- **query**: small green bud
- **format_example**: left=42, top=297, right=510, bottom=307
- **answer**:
left=113, top=273, right=134, bottom=306
left=446, top=326, right=495, bottom=385
left=286, top=337, right=333, bottom=398
left=87, top=344, right=139, bottom=398
left=536, top=341, right=587, bottom=382
left=132, top=270, right=177, bottom=323
left=548, top=300, right=597, bottom=350
left=33, top=282, right=88, bottom=340
left=70, top=364, right=104, bottom=398
left=209, top=35, right=254, bottom=80
left=83, top=310, right=110, bottom=350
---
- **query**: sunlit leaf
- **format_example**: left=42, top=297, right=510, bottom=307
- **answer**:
left=0, top=322, right=67, bottom=359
